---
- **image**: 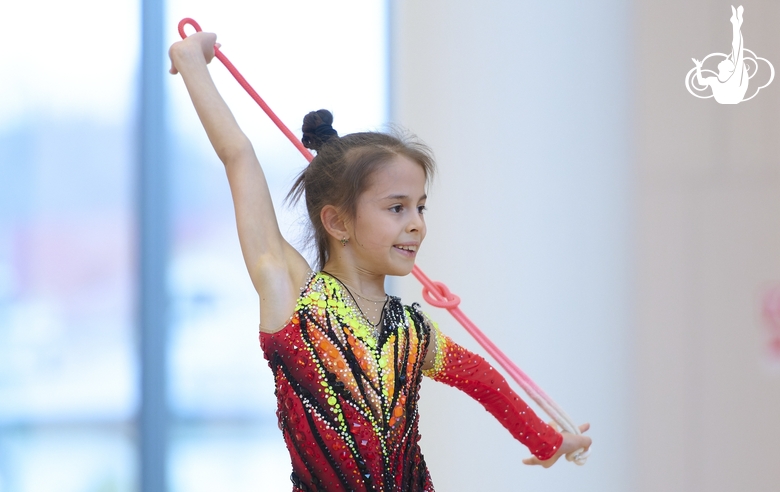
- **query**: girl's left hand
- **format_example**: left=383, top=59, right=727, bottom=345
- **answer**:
left=522, top=422, right=591, bottom=468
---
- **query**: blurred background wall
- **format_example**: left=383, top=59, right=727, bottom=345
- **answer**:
left=392, top=1, right=780, bottom=491
left=2, top=0, right=780, bottom=491
left=634, top=1, right=780, bottom=491
left=391, top=1, right=633, bottom=491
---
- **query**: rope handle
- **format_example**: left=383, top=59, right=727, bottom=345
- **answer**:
left=177, top=17, right=588, bottom=465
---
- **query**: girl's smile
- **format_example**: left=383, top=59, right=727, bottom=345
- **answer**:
left=393, top=242, right=419, bottom=257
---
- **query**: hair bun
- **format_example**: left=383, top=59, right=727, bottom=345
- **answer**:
left=302, top=109, right=338, bottom=151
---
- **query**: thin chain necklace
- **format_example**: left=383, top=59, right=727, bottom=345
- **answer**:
left=323, top=271, right=388, bottom=335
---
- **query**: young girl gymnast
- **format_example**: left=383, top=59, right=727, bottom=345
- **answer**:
left=169, top=31, right=591, bottom=492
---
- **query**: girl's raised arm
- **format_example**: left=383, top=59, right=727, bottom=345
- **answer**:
left=169, top=32, right=310, bottom=330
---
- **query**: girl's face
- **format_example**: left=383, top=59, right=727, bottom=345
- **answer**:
left=349, top=155, right=428, bottom=276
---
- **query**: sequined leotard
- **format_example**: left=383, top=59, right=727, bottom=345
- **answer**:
left=260, top=272, right=561, bottom=492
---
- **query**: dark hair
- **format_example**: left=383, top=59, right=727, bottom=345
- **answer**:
left=287, top=109, right=436, bottom=270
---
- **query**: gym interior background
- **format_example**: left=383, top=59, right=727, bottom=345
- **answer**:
left=1, top=1, right=778, bottom=490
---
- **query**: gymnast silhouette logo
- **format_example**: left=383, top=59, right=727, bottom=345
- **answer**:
left=685, top=5, right=774, bottom=104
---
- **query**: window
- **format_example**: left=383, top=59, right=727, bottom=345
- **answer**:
left=165, top=2, right=388, bottom=489
left=0, top=1, right=140, bottom=490
left=0, top=1, right=387, bottom=491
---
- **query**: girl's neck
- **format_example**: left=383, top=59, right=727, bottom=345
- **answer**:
left=322, top=260, right=387, bottom=300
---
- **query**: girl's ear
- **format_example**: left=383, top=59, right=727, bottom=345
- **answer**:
left=321, top=205, right=349, bottom=241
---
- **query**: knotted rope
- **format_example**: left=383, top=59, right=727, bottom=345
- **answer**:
left=177, top=17, right=588, bottom=464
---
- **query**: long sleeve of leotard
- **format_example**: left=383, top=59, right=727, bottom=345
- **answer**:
left=422, top=323, right=563, bottom=461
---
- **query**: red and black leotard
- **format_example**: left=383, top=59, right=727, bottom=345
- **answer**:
left=260, top=272, right=561, bottom=492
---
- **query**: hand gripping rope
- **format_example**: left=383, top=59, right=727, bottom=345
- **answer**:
left=178, top=18, right=589, bottom=465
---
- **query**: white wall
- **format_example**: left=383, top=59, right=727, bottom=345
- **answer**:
left=635, top=1, right=780, bottom=491
left=390, top=1, right=634, bottom=490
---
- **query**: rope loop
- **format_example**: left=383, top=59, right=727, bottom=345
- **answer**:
left=178, top=18, right=202, bottom=39
left=421, top=281, right=461, bottom=309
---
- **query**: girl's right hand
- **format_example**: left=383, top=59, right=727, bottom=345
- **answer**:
left=169, top=32, right=219, bottom=75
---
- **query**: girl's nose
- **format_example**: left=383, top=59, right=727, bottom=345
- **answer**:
left=407, top=211, right=424, bottom=233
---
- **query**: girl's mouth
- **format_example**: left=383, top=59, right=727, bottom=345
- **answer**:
left=394, top=244, right=418, bottom=256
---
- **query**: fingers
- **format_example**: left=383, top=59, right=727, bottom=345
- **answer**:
left=525, top=422, right=591, bottom=468
left=524, top=454, right=559, bottom=468
left=202, top=34, right=218, bottom=62
left=523, top=455, right=554, bottom=468
left=565, top=445, right=590, bottom=463
left=573, top=425, right=593, bottom=448
left=564, top=433, right=592, bottom=462
left=168, top=44, right=180, bottom=74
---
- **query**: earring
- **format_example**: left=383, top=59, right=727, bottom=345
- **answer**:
left=340, top=237, right=349, bottom=246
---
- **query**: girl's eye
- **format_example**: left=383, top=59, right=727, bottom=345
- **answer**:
left=390, top=205, right=403, bottom=213
left=417, top=205, right=427, bottom=214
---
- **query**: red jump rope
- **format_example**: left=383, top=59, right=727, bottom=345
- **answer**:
left=177, top=17, right=589, bottom=465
